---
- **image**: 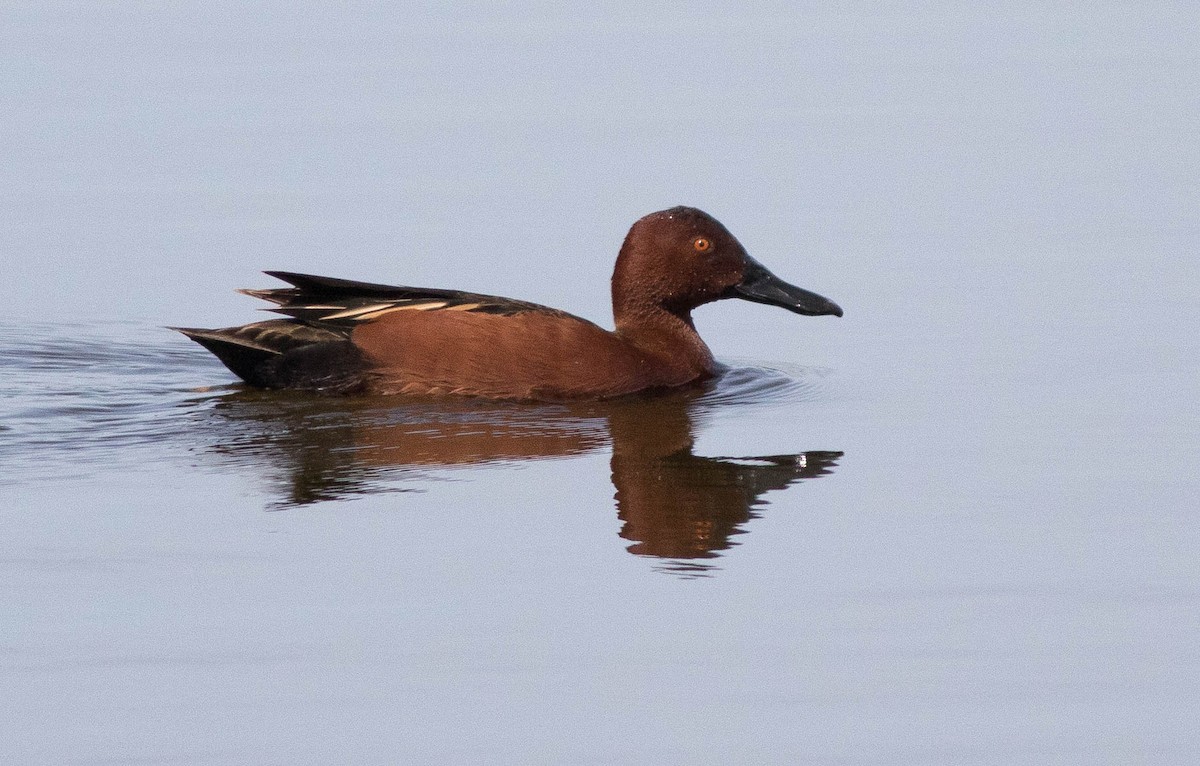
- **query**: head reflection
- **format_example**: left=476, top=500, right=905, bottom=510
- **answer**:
left=200, top=380, right=841, bottom=575
left=606, top=399, right=840, bottom=575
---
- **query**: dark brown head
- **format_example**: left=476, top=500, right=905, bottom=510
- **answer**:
left=611, top=206, right=843, bottom=327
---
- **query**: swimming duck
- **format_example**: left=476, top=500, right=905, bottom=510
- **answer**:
left=175, top=206, right=841, bottom=400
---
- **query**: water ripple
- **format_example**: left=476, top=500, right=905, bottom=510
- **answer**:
left=0, top=321, right=224, bottom=482
left=699, top=358, right=833, bottom=408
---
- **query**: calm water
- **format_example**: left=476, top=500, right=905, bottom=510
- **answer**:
left=3, top=3, right=1199, bottom=765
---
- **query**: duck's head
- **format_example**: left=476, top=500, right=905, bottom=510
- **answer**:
left=612, top=206, right=843, bottom=324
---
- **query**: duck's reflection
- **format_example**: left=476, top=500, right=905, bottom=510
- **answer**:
left=197, top=382, right=841, bottom=575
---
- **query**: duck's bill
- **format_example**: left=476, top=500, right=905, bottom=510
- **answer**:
left=727, top=256, right=843, bottom=317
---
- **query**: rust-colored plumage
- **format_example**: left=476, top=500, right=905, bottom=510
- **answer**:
left=174, top=206, right=842, bottom=400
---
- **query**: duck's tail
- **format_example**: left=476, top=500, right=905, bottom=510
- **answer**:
left=171, top=320, right=367, bottom=393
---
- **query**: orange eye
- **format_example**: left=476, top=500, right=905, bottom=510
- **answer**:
left=693, top=237, right=712, bottom=252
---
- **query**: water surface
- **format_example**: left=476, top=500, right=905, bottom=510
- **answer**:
left=3, top=3, right=1199, bottom=764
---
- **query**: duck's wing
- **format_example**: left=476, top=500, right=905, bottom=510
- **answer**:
left=244, top=271, right=572, bottom=328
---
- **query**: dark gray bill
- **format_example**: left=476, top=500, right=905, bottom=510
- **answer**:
left=726, top=256, right=843, bottom=317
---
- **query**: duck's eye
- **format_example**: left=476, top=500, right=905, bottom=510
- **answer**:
left=693, top=237, right=712, bottom=252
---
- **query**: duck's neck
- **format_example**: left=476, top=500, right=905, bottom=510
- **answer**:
left=614, top=304, right=717, bottom=378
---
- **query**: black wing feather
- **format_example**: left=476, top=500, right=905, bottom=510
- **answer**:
left=263, top=271, right=472, bottom=301
left=247, top=271, right=567, bottom=325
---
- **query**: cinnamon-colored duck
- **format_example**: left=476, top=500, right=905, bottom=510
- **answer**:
left=175, top=206, right=842, bottom=400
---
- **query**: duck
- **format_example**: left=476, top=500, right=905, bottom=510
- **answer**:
left=174, top=206, right=842, bottom=400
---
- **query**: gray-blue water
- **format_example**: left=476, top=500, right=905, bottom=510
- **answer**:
left=3, top=3, right=1198, bottom=764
